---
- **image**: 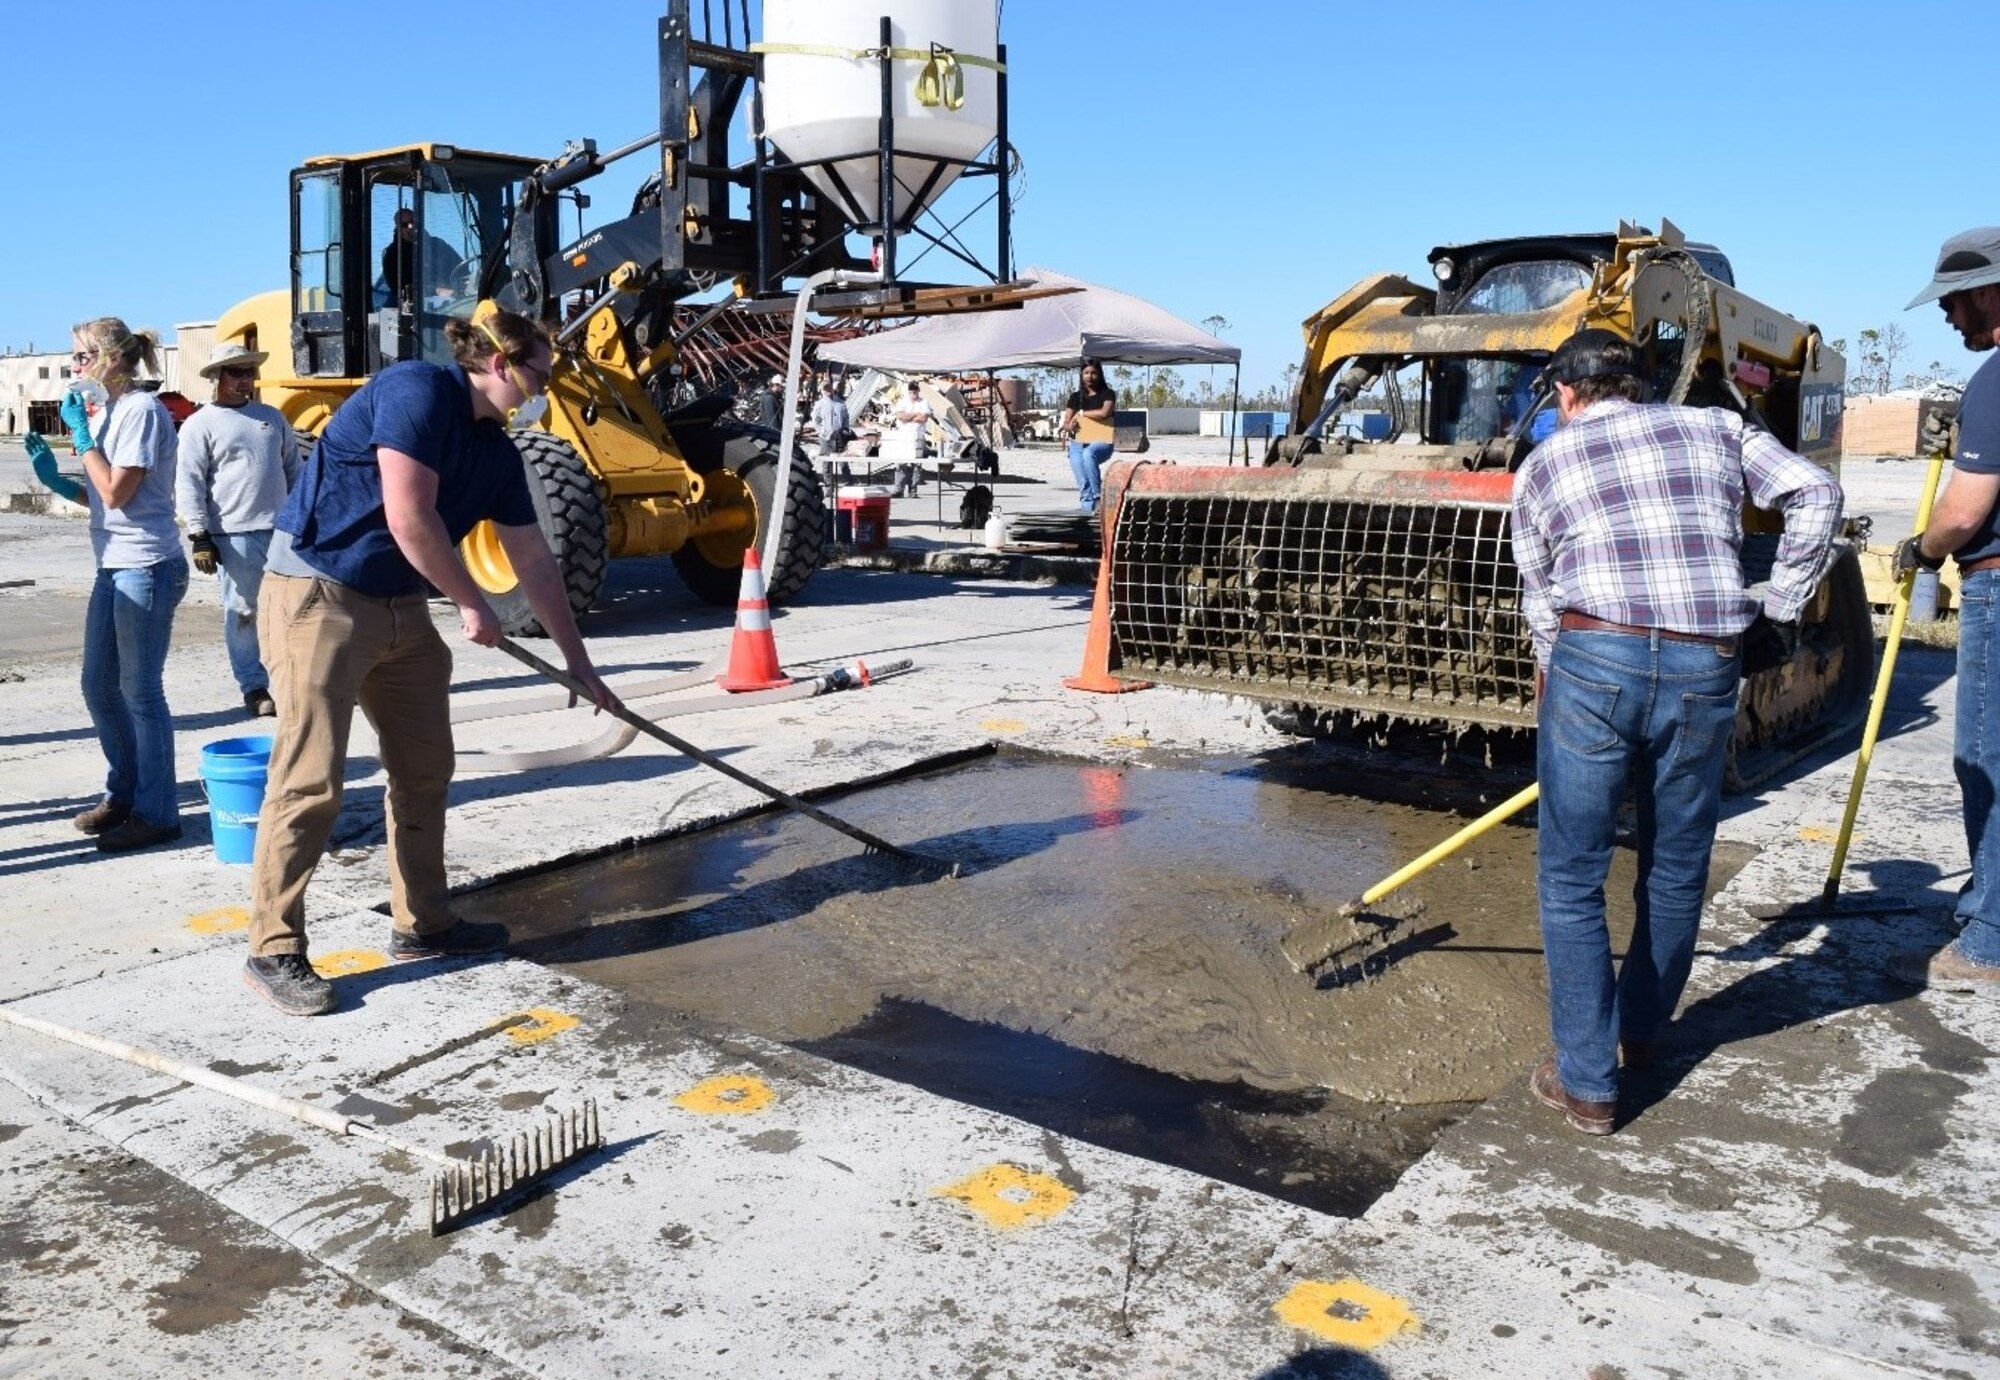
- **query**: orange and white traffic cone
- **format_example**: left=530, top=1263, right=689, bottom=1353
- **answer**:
left=1064, top=493, right=1152, bottom=694
left=716, top=547, right=794, bottom=692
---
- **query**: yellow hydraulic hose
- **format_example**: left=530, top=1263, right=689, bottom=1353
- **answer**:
left=1822, top=454, right=1950, bottom=904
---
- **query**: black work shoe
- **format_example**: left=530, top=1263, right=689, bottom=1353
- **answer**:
left=391, top=918, right=509, bottom=961
left=96, top=818, right=185, bottom=853
left=1529, top=1055, right=1616, bottom=1136
left=73, top=798, right=132, bottom=835
left=243, top=954, right=335, bottom=1016
left=244, top=688, right=277, bottom=717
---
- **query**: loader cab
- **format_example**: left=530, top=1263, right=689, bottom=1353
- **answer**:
left=1421, top=233, right=1734, bottom=446
left=289, top=144, right=552, bottom=381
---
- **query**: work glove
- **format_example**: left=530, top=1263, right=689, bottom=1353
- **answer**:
left=1741, top=614, right=1800, bottom=678
left=1891, top=534, right=1945, bottom=582
left=58, top=390, right=94, bottom=454
left=188, top=532, right=219, bottom=575
left=23, top=433, right=85, bottom=505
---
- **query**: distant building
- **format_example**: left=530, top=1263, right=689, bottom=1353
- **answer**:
left=0, top=321, right=218, bottom=433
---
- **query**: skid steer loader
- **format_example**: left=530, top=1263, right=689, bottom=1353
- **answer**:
left=1101, top=220, right=1870, bottom=788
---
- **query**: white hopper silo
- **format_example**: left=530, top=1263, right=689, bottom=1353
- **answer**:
left=759, top=0, right=1000, bottom=233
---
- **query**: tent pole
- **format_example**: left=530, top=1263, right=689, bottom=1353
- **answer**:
left=1229, top=362, right=1241, bottom=465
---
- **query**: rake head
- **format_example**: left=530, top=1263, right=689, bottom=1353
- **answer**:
left=430, top=1099, right=602, bottom=1234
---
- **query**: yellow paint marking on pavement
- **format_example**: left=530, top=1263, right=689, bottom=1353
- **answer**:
left=310, top=950, right=388, bottom=978
left=506, top=1008, right=580, bottom=1046
left=186, top=906, right=250, bottom=935
left=673, top=1074, right=776, bottom=1114
left=934, top=1163, right=1075, bottom=1230
left=1799, top=825, right=1862, bottom=844
left=1106, top=734, right=1151, bottom=749
left=980, top=718, right=1026, bottom=734
left=1273, top=1278, right=1419, bottom=1349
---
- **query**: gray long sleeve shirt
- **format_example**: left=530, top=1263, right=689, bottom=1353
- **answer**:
left=173, top=399, right=300, bottom=534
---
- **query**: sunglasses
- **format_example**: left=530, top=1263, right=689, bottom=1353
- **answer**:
left=510, top=356, right=553, bottom=392
left=218, top=367, right=258, bottom=381
left=71, top=349, right=100, bottom=364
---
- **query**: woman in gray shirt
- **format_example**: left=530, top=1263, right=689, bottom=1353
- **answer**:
left=63, top=317, right=188, bottom=852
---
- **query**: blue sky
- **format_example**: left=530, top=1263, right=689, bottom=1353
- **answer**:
left=3, top=1, right=1993, bottom=397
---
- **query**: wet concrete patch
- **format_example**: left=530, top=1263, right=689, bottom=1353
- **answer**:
left=464, top=751, right=1747, bottom=1220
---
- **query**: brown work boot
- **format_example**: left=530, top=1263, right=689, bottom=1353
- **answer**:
left=1890, top=943, right=2000, bottom=992
left=96, top=817, right=185, bottom=854
left=73, top=797, right=131, bottom=835
left=1530, top=1055, right=1616, bottom=1136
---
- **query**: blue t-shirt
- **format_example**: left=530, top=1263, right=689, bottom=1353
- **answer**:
left=275, top=361, right=536, bottom=596
left=1950, top=352, right=2000, bottom=566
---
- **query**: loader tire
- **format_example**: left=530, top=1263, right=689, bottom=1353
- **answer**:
left=461, top=430, right=609, bottom=638
left=666, top=418, right=827, bottom=607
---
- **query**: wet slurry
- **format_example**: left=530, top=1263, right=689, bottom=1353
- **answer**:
left=463, top=749, right=1731, bottom=1217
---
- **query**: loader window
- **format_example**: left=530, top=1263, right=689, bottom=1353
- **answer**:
left=1431, top=356, right=1550, bottom=445
left=294, top=172, right=343, bottom=314
left=1459, top=260, right=1591, bottom=315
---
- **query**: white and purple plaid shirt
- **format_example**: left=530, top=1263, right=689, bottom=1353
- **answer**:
left=1511, top=400, right=1844, bottom=668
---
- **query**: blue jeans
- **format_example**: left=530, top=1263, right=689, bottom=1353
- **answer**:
left=1537, top=628, right=1741, bottom=1102
left=214, top=529, right=272, bottom=695
left=1952, top=569, right=2000, bottom=965
left=82, top=558, right=189, bottom=827
left=1068, top=440, right=1113, bottom=509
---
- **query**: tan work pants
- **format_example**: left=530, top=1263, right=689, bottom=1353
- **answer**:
left=249, top=574, right=455, bottom=957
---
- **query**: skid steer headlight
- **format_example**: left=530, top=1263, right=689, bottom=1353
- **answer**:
left=1433, top=257, right=1455, bottom=284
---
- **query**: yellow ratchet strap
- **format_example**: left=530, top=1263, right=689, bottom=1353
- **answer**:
left=750, top=41, right=1001, bottom=113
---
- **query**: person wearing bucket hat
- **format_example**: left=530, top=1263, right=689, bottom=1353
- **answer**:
left=1888, top=227, right=2000, bottom=992
left=1510, top=326, right=1843, bottom=1134
left=174, top=342, right=300, bottom=718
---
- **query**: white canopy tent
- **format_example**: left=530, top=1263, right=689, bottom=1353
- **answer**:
left=818, top=266, right=1239, bottom=370
left=817, top=267, right=1243, bottom=455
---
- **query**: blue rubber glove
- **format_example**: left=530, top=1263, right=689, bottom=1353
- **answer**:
left=59, top=389, right=94, bottom=453
left=24, top=433, right=86, bottom=504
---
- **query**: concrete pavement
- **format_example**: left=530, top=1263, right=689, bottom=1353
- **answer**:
left=0, top=439, right=1993, bottom=1378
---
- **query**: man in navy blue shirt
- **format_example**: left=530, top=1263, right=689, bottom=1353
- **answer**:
left=244, top=309, right=617, bottom=1016
left=1893, top=227, right=2000, bottom=992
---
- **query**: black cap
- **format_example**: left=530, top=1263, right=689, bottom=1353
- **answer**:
left=1545, top=329, right=1641, bottom=386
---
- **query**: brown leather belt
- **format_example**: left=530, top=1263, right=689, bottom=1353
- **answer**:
left=1961, top=556, right=2000, bottom=575
left=1559, top=610, right=1738, bottom=650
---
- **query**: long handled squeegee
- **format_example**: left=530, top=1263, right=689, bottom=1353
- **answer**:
left=498, top=638, right=960, bottom=878
left=0, top=1006, right=598, bottom=1234
left=1280, top=782, right=1541, bottom=975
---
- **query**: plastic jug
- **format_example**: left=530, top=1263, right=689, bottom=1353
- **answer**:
left=983, top=508, right=1007, bottom=550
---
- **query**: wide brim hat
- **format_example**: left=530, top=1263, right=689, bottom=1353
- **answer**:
left=1908, top=227, right=2000, bottom=308
left=200, top=343, right=270, bottom=379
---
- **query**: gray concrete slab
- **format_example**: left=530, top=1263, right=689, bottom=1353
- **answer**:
left=0, top=470, right=1994, bottom=1378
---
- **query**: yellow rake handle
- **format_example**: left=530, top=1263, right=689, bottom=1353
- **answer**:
left=1355, top=781, right=1541, bottom=911
left=1823, top=454, right=1950, bottom=903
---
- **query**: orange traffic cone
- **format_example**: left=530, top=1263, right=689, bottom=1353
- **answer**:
left=716, top=547, right=794, bottom=692
left=1063, top=545, right=1152, bottom=694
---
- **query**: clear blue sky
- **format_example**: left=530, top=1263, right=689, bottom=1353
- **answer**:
left=3, top=1, right=1993, bottom=397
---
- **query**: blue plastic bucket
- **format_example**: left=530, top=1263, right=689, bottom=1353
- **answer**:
left=200, top=735, right=273, bottom=865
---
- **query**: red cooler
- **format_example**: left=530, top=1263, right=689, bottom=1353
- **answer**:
left=837, top=485, right=893, bottom=552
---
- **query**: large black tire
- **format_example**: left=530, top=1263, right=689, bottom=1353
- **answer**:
left=462, top=430, right=609, bottom=637
left=665, top=416, right=827, bottom=607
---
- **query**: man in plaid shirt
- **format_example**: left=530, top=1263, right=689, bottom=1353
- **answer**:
left=1510, top=328, right=1843, bottom=1135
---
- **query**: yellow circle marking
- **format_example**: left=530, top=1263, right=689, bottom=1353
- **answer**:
left=506, top=1008, right=581, bottom=1046
left=933, top=1163, right=1075, bottom=1230
left=1105, top=734, right=1151, bottom=749
left=1798, top=825, right=1861, bottom=844
left=1272, top=1278, right=1419, bottom=1349
left=187, top=906, right=250, bottom=935
left=309, top=949, right=388, bottom=979
left=979, top=718, right=1027, bottom=734
left=672, top=1074, right=775, bottom=1115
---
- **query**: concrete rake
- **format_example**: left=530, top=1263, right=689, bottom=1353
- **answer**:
left=0, top=1006, right=600, bottom=1234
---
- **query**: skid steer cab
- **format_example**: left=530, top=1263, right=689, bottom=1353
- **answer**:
left=212, top=141, right=825, bottom=634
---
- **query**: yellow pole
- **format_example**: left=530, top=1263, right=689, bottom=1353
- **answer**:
left=1821, top=454, right=1950, bottom=905
left=1355, top=781, right=1542, bottom=910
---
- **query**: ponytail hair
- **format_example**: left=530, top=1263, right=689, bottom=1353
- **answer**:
left=443, top=308, right=549, bottom=374
left=71, top=317, right=163, bottom=382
